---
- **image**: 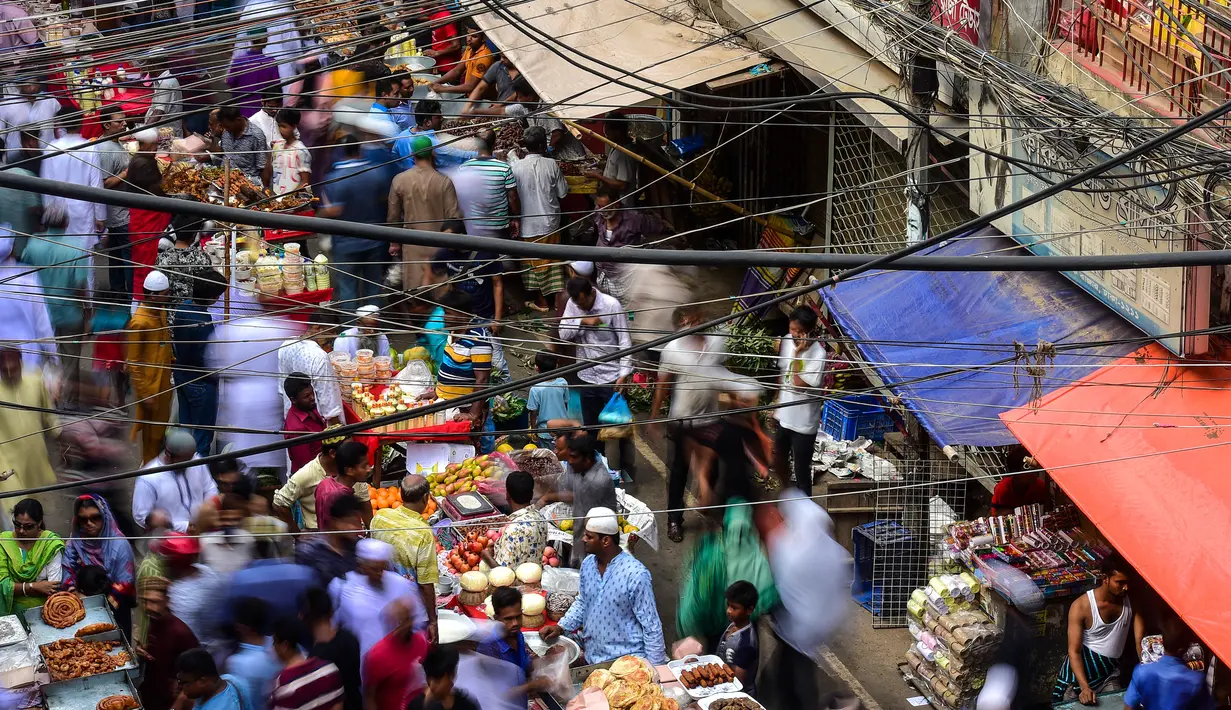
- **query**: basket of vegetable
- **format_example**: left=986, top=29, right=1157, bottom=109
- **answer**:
left=491, top=394, right=528, bottom=432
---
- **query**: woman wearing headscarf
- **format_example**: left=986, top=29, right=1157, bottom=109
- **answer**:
left=0, top=498, right=66, bottom=613
left=63, top=494, right=136, bottom=633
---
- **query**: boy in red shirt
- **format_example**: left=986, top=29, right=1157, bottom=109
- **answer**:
left=283, top=373, right=325, bottom=473
left=362, top=600, right=429, bottom=710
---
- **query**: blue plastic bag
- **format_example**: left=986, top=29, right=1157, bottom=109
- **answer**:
left=598, top=393, right=633, bottom=425
left=598, top=393, right=633, bottom=440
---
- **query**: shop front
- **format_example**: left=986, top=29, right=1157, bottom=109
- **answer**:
left=948, top=342, right=1231, bottom=708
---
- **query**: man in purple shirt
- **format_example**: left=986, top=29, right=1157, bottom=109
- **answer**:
left=0, top=3, right=37, bottom=51
left=226, top=31, right=281, bottom=116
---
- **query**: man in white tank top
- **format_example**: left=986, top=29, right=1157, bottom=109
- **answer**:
left=1054, top=555, right=1145, bottom=704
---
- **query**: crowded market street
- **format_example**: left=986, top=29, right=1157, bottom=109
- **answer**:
left=3, top=0, right=1231, bottom=709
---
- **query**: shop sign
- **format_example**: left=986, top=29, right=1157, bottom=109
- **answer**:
left=936, top=0, right=979, bottom=46
left=969, top=86, right=1205, bottom=356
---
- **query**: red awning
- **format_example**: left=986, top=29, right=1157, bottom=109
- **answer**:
left=1001, top=343, right=1231, bottom=662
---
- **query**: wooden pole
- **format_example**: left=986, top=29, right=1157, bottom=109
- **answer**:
left=223, top=157, right=231, bottom=318
left=563, top=119, right=769, bottom=228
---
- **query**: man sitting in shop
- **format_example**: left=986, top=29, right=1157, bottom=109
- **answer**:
left=989, top=447, right=1050, bottom=515
left=1054, top=554, right=1144, bottom=704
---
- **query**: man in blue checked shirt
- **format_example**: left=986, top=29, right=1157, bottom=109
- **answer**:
left=541, top=507, right=666, bottom=664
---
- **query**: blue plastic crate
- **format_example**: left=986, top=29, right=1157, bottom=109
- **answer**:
left=851, top=520, right=914, bottom=614
left=821, top=394, right=896, bottom=441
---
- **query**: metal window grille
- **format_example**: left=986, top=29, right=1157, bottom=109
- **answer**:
left=869, top=454, right=969, bottom=628
left=828, top=113, right=976, bottom=255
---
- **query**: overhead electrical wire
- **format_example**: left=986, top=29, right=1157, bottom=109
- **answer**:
left=1, top=49, right=1228, bottom=499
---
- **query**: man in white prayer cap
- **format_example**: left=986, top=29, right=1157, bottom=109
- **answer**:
left=127, top=270, right=174, bottom=462
left=330, top=537, right=429, bottom=655
left=332, top=304, right=390, bottom=360
left=541, top=506, right=666, bottom=664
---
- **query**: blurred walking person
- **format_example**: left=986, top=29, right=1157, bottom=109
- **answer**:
left=0, top=346, right=58, bottom=520
left=763, top=490, right=852, bottom=710
left=127, top=271, right=174, bottom=463
left=136, top=577, right=200, bottom=710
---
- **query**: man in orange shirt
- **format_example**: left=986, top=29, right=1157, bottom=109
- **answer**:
left=431, top=23, right=494, bottom=98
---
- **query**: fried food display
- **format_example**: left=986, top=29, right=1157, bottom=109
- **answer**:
left=42, top=639, right=132, bottom=680
left=709, top=698, right=761, bottom=710
left=678, top=662, right=737, bottom=689
left=42, top=592, right=85, bottom=629
left=162, top=163, right=210, bottom=200
left=75, top=623, right=117, bottom=637
left=257, top=192, right=314, bottom=212
left=97, top=695, right=140, bottom=710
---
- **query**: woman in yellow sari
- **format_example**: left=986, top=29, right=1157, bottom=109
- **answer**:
left=0, top=499, right=66, bottom=614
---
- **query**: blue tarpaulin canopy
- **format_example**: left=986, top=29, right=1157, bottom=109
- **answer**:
left=820, top=229, right=1143, bottom=446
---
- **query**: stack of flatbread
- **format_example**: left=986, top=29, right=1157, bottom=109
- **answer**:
left=583, top=656, right=678, bottom=710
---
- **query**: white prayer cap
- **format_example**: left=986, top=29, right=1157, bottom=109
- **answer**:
left=143, top=270, right=170, bottom=292
left=356, top=305, right=380, bottom=317
left=585, top=507, right=619, bottom=536
left=133, top=127, right=159, bottom=144
left=570, top=261, right=595, bottom=277
left=356, top=538, right=394, bottom=563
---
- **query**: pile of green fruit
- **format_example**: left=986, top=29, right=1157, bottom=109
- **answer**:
left=427, top=454, right=500, bottom=497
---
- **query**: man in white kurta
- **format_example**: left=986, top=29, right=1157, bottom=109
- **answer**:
left=277, top=314, right=342, bottom=424
left=0, top=83, right=57, bottom=163
left=206, top=306, right=303, bottom=478
left=329, top=539, right=425, bottom=656
left=132, top=430, right=218, bottom=532
left=0, top=236, right=56, bottom=369
left=40, top=131, right=105, bottom=250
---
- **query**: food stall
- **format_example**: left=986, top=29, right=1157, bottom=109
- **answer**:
left=0, top=593, right=139, bottom=710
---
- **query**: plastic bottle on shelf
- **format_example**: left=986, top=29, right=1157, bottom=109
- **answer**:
left=314, top=254, right=330, bottom=290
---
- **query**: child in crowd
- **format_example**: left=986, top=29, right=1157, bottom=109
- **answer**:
left=716, top=580, right=759, bottom=697
left=269, top=108, right=312, bottom=195
left=527, top=353, right=570, bottom=448
left=409, top=646, right=480, bottom=710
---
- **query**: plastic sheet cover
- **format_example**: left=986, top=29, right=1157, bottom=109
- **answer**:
left=473, top=0, right=767, bottom=118
left=820, top=230, right=1141, bottom=446
left=1001, top=343, right=1231, bottom=661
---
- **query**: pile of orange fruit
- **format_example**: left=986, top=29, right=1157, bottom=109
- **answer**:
left=371, top=486, right=403, bottom=510
left=369, top=486, right=438, bottom=519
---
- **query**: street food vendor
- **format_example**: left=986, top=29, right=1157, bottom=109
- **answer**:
left=1054, top=554, right=1144, bottom=704
left=334, top=305, right=391, bottom=359
left=482, top=471, right=548, bottom=568
left=541, top=507, right=666, bottom=664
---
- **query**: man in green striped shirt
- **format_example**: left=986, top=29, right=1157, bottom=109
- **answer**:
left=451, top=128, right=521, bottom=239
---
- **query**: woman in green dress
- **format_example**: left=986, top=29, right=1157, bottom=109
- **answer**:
left=0, top=498, right=65, bottom=613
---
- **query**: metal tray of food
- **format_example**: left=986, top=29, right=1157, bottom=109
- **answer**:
left=39, top=628, right=137, bottom=682
left=697, top=693, right=764, bottom=710
left=0, top=615, right=27, bottom=646
left=23, top=595, right=119, bottom=647
left=666, top=654, right=743, bottom=699
left=42, top=670, right=141, bottom=710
